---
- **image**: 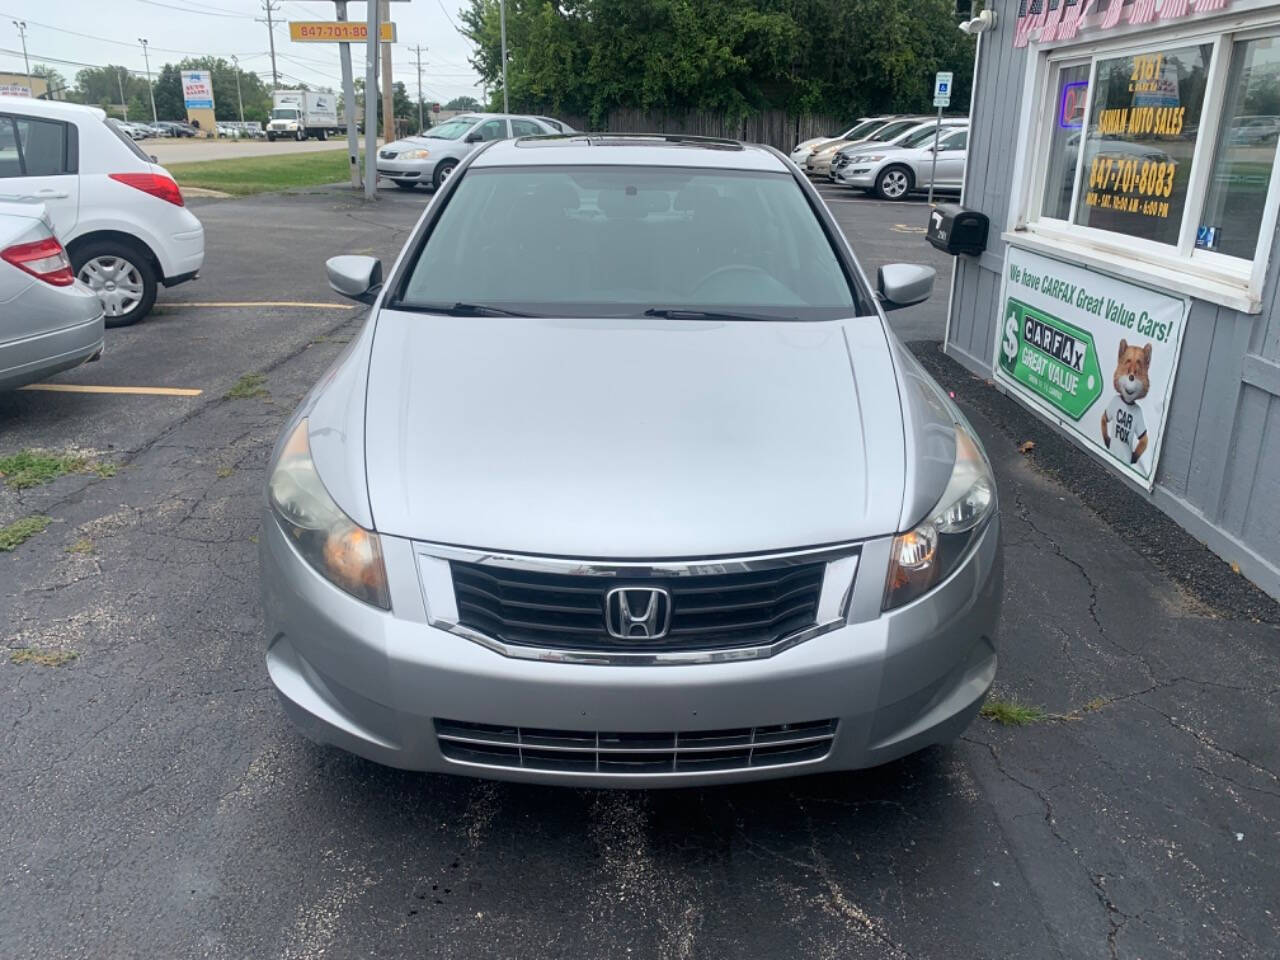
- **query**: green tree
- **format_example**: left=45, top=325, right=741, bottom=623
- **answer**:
left=444, top=95, right=481, bottom=110
left=148, top=58, right=276, bottom=123
left=30, top=64, right=68, bottom=100
left=460, top=0, right=974, bottom=126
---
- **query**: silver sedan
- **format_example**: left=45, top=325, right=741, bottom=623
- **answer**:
left=260, top=135, right=1002, bottom=787
left=835, top=126, right=969, bottom=200
left=1, top=200, right=103, bottom=391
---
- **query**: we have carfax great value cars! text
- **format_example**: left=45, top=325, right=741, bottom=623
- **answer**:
left=259, top=135, right=1003, bottom=787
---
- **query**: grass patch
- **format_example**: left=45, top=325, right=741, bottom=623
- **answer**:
left=980, top=697, right=1048, bottom=727
left=0, top=514, right=51, bottom=551
left=10, top=647, right=78, bottom=667
left=216, top=466, right=234, bottom=479
left=1081, top=696, right=1108, bottom=713
left=0, top=450, right=113, bottom=489
left=226, top=373, right=268, bottom=400
left=167, top=150, right=354, bottom=196
left=67, top=538, right=95, bottom=555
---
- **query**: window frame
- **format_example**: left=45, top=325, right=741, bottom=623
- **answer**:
left=1010, top=9, right=1280, bottom=313
left=0, top=112, right=76, bottom=178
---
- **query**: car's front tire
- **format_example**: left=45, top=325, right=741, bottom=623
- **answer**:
left=295, top=129, right=307, bottom=142
left=876, top=166, right=914, bottom=201
left=71, top=239, right=158, bottom=328
left=433, top=159, right=457, bottom=190
left=267, top=131, right=277, bottom=142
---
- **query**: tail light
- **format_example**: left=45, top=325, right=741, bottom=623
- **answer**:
left=1, top=234, right=75, bottom=286
left=109, top=172, right=185, bottom=206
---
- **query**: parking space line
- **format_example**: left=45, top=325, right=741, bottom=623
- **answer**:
left=165, top=301, right=353, bottom=310
left=20, top=384, right=204, bottom=397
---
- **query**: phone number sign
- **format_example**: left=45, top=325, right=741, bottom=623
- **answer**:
left=288, top=21, right=397, bottom=43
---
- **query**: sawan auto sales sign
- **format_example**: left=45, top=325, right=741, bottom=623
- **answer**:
left=993, top=247, right=1188, bottom=490
left=181, top=71, right=214, bottom=110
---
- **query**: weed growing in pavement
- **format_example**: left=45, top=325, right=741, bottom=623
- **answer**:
left=216, top=466, right=234, bottom=478
left=1081, top=697, right=1108, bottom=713
left=0, top=515, right=52, bottom=551
left=67, top=539, right=95, bottom=555
left=980, top=697, right=1048, bottom=727
left=226, top=373, right=268, bottom=400
left=0, top=450, right=114, bottom=489
left=10, top=648, right=78, bottom=667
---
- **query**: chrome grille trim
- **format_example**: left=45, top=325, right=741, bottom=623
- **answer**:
left=435, top=718, right=838, bottom=775
left=413, top=542, right=861, bottom=665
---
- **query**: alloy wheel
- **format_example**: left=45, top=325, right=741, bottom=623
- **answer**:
left=79, top=255, right=145, bottom=318
left=880, top=169, right=909, bottom=200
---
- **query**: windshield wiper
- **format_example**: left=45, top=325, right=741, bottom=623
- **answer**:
left=408, top=301, right=537, bottom=318
left=642, top=307, right=795, bottom=323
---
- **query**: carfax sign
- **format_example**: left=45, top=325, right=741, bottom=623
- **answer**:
left=993, top=246, right=1188, bottom=490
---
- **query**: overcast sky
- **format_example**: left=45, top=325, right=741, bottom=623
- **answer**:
left=0, top=0, right=484, bottom=104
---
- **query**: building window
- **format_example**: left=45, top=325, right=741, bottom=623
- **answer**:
left=1025, top=23, right=1280, bottom=301
left=1198, top=36, right=1280, bottom=260
left=1074, top=45, right=1211, bottom=246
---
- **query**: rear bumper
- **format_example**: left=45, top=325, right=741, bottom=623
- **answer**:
left=260, top=512, right=1003, bottom=787
left=0, top=313, right=105, bottom=391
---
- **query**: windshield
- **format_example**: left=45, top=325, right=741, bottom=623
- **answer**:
left=424, top=117, right=477, bottom=140
left=869, top=119, right=922, bottom=142
left=841, top=119, right=883, bottom=140
left=397, top=166, right=857, bottom=319
left=271, top=108, right=299, bottom=119
left=899, top=126, right=952, bottom=149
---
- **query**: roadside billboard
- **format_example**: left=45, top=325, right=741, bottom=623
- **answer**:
left=181, top=70, right=215, bottom=110
left=993, top=246, right=1189, bottom=490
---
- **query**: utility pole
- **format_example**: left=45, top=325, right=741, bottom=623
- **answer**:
left=118, top=67, right=129, bottom=121
left=231, top=55, right=245, bottom=124
left=364, top=0, right=379, bottom=200
left=380, top=0, right=393, bottom=140
left=259, top=1, right=281, bottom=89
left=499, top=0, right=508, bottom=113
left=335, top=1, right=361, bottom=189
left=11, top=20, right=30, bottom=83
left=138, top=38, right=158, bottom=122
left=415, top=44, right=424, bottom=133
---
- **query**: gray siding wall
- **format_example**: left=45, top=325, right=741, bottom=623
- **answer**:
left=945, top=0, right=1280, bottom=599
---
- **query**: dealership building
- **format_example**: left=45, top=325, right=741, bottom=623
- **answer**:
left=945, top=0, right=1280, bottom=600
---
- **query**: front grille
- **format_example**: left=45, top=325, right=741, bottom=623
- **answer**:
left=449, top=560, right=827, bottom=653
left=436, top=718, right=837, bottom=774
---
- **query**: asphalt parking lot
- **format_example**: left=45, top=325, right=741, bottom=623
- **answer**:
left=2, top=179, right=1278, bottom=960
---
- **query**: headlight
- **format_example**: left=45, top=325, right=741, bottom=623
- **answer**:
left=851, top=155, right=883, bottom=163
left=883, top=425, right=995, bottom=611
left=399, top=148, right=430, bottom=159
left=269, top=419, right=390, bottom=609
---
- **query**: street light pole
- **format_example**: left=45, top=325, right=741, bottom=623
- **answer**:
left=231, top=54, right=245, bottom=124
left=363, top=0, right=379, bottom=200
left=138, top=38, right=158, bottom=123
left=11, top=21, right=30, bottom=83
left=415, top=44, right=424, bottom=133
left=335, top=0, right=362, bottom=190
left=499, top=0, right=509, bottom=113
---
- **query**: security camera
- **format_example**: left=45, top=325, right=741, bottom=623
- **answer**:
left=958, top=9, right=997, bottom=34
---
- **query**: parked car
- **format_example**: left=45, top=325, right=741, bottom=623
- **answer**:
left=789, top=117, right=894, bottom=166
left=805, top=116, right=933, bottom=178
left=116, top=121, right=152, bottom=141
left=260, top=134, right=1002, bottom=787
left=0, top=199, right=104, bottom=391
left=834, top=124, right=969, bottom=199
left=0, top=100, right=204, bottom=326
left=376, top=113, right=560, bottom=190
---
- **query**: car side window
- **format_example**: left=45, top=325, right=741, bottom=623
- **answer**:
left=14, top=117, right=69, bottom=176
left=476, top=119, right=507, bottom=141
left=511, top=119, right=542, bottom=137
left=941, top=130, right=968, bottom=151
left=0, top=117, right=19, bottom=178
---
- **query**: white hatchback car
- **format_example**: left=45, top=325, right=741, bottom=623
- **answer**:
left=0, top=99, right=204, bottom=326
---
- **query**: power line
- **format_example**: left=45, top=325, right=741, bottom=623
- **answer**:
left=0, top=10, right=259, bottom=57
left=136, top=0, right=255, bottom=19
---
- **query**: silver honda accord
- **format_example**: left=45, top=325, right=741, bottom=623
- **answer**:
left=259, top=134, right=1002, bottom=787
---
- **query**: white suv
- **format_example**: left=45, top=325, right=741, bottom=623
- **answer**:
left=0, top=99, right=204, bottom=326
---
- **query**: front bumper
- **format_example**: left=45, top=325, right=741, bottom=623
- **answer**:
left=836, top=167, right=878, bottom=189
left=376, top=156, right=432, bottom=180
left=260, top=514, right=1002, bottom=787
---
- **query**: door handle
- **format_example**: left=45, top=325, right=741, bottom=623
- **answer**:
left=36, top=189, right=69, bottom=199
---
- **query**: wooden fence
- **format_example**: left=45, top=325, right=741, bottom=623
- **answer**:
left=557, top=108, right=848, bottom=151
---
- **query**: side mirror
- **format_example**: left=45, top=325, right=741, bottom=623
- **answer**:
left=149, top=154, right=158, bottom=163
left=325, top=255, right=383, bottom=305
left=877, top=263, right=936, bottom=311
left=464, top=131, right=482, bottom=143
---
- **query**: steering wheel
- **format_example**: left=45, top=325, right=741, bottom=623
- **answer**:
left=691, top=264, right=771, bottom=296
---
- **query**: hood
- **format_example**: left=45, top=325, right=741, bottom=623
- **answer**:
left=362, top=311, right=906, bottom=557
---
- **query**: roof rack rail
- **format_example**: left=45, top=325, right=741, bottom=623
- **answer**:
left=577, top=132, right=745, bottom=149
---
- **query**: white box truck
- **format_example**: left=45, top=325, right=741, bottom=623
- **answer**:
left=266, top=90, right=338, bottom=141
